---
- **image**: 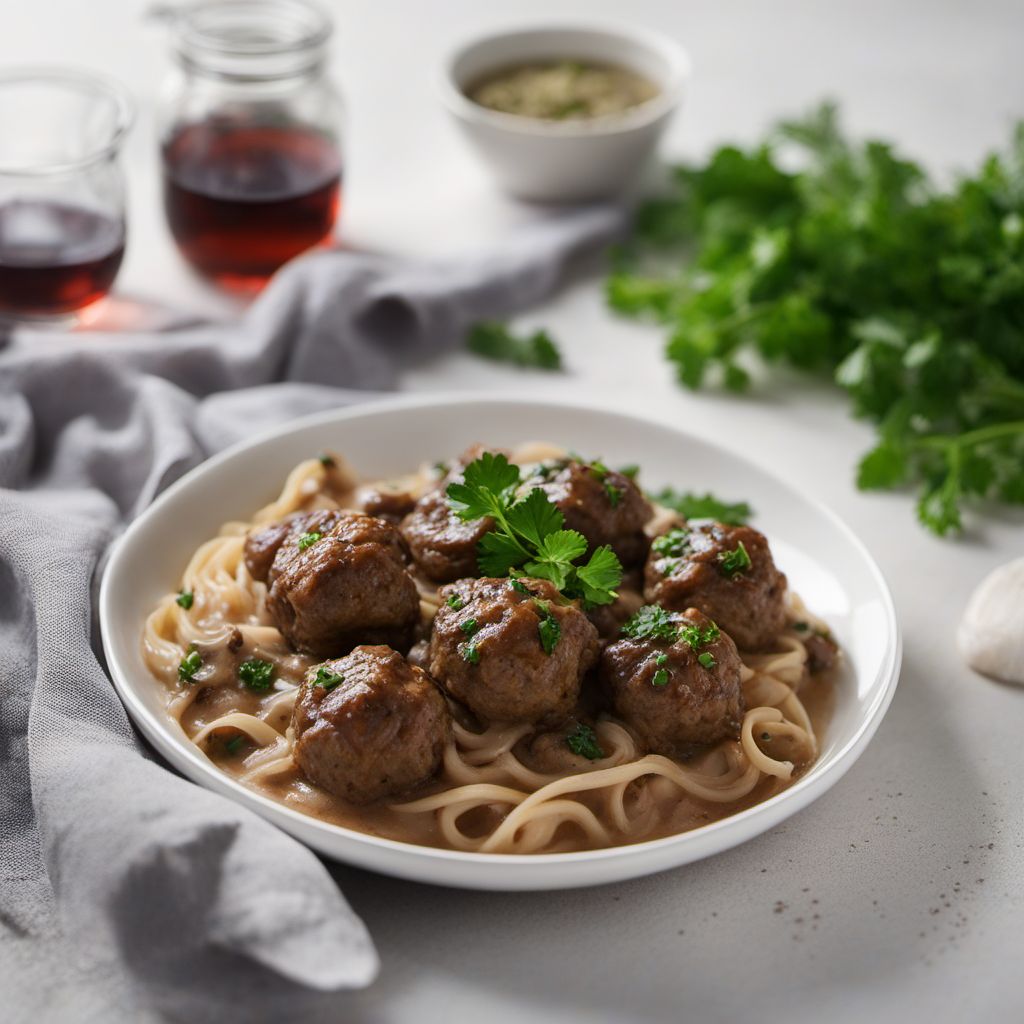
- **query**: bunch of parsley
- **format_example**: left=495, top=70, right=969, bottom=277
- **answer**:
left=607, top=103, right=1024, bottom=535
left=446, top=452, right=622, bottom=605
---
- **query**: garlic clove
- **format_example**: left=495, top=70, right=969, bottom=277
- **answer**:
left=958, top=556, right=1024, bottom=686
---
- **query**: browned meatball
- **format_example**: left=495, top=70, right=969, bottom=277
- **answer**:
left=244, top=509, right=349, bottom=587
left=355, top=484, right=417, bottom=523
left=400, top=488, right=492, bottom=583
left=601, top=607, right=744, bottom=759
left=644, top=523, right=787, bottom=650
left=292, top=646, right=450, bottom=803
left=429, top=577, right=600, bottom=725
left=521, top=458, right=652, bottom=567
left=265, top=511, right=420, bottom=657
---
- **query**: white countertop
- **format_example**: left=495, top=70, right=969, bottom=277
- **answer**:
left=7, top=1, right=1024, bottom=1021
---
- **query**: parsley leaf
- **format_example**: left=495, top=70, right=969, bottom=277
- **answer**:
left=467, top=321, right=564, bottom=371
left=652, top=667, right=670, bottom=687
left=678, top=620, right=720, bottom=651
left=697, top=651, right=717, bottom=669
left=298, top=531, right=322, bottom=551
left=650, top=488, right=753, bottom=524
left=238, top=658, right=275, bottom=691
left=447, top=454, right=623, bottom=605
left=447, top=593, right=465, bottom=610
left=717, top=541, right=753, bottom=576
left=176, top=589, right=194, bottom=610
left=460, top=641, right=480, bottom=665
left=566, top=723, right=605, bottom=760
left=652, top=527, right=691, bottom=558
left=313, top=666, right=344, bottom=691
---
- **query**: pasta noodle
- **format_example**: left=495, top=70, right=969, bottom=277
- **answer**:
left=142, top=450, right=835, bottom=855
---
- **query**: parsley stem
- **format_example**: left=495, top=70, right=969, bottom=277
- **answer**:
left=914, top=420, right=1024, bottom=452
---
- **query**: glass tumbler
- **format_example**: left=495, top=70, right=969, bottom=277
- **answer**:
left=157, top=0, right=345, bottom=289
left=0, top=68, right=133, bottom=321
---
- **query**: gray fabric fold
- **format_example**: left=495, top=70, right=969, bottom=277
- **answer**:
left=0, top=205, right=625, bottom=1022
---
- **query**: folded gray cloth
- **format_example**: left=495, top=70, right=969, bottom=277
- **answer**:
left=0, top=205, right=624, bottom=1023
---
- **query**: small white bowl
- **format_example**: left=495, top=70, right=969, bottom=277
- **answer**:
left=439, top=23, right=691, bottom=203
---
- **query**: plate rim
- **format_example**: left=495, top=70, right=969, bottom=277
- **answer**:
left=99, top=391, right=902, bottom=886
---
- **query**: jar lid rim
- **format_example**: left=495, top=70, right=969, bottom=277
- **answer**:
left=173, top=0, right=332, bottom=59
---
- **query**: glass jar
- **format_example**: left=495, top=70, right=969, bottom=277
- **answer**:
left=0, top=68, right=132, bottom=321
left=157, top=0, right=344, bottom=289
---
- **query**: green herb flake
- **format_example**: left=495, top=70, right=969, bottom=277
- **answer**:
left=566, top=723, right=605, bottom=760
left=509, top=578, right=531, bottom=595
left=718, top=540, right=753, bottom=577
left=621, top=605, right=679, bottom=642
left=655, top=652, right=669, bottom=666
left=534, top=600, right=562, bottom=655
left=225, top=734, right=245, bottom=755
left=178, top=646, right=202, bottom=684
left=460, top=642, right=480, bottom=665
left=619, top=464, right=640, bottom=479
left=604, top=482, right=623, bottom=507
left=238, top=658, right=275, bottom=691
left=318, top=453, right=336, bottom=468
left=313, top=666, right=344, bottom=691
left=697, top=651, right=717, bottom=669
left=460, top=617, right=479, bottom=636
left=298, top=531, right=323, bottom=551
left=466, top=321, right=563, bottom=372
left=652, top=527, right=691, bottom=559
left=793, top=621, right=809, bottom=632
left=176, top=589, right=194, bottom=610
left=678, top=620, right=721, bottom=651
left=447, top=593, right=466, bottom=610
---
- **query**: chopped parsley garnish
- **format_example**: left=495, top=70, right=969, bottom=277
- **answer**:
left=460, top=641, right=480, bottom=665
left=509, top=578, right=532, bottom=595
left=793, top=621, right=809, bottom=632
left=238, top=658, right=275, bottom=691
left=604, top=482, right=623, bottom=507
left=225, top=734, right=245, bottom=755
left=652, top=527, right=691, bottom=559
left=447, top=593, right=465, bottom=610
left=460, top=617, right=479, bottom=636
left=655, top=652, right=669, bottom=666
left=178, top=645, right=202, bottom=684
left=313, top=666, right=344, bottom=691
left=718, top=541, right=752, bottom=576
left=298, top=531, right=322, bottom=551
left=649, top=488, right=753, bottom=525
left=621, top=605, right=679, bottom=642
left=176, top=589, right=194, bottom=610
left=433, top=461, right=450, bottom=478
left=566, top=723, right=604, bottom=760
left=678, top=620, right=721, bottom=651
left=446, top=452, right=622, bottom=606
left=318, top=453, right=336, bottom=468
left=697, top=651, right=717, bottom=669
left=467, top=321, right=563, bottom=371
left=534, top=600, right=562, bottom=655
left=651, top=668, right=670, bottom=687
left=619, top=464, right=640, bottom=479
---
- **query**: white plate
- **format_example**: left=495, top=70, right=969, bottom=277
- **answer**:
left=100, top=394, right=901, bottom=891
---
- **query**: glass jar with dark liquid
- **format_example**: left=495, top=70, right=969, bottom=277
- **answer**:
left=158, top=0, right=343, bottom=288
left=0, top=69, right=132, bottom=321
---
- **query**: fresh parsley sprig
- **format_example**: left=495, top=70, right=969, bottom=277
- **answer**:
left=609, top=102, right=1024, bottom=536
left=446, top=453, right=622, bottom=606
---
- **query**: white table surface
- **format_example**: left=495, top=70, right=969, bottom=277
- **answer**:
left=7, top=1, right=1024, bottom=1021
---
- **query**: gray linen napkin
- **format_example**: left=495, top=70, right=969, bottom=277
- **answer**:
left=0, top=205, right=624, bottom=1023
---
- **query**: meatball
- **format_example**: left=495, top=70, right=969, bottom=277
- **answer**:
left=429, top=577, right=600, bottom=725
left=292, top=646, right=450, bottom=803
left=803, top=631, right=838, bottom=674
left=400, top=488, right=492, bottom=583
left=355, top=484, right=417, bottom=523
left=644, top=523, right=787, bottom=650
left=244, top=509, right=348, bottom=586
left=601, top=607, right=744, bottom=758
left=265, top=511, right=420, bottom=657
left=521, top=458, right=652, bottom=567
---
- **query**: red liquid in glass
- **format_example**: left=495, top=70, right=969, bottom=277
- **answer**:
left=0, top=200, right=125, bottom=317
left=162, top=123, right=342, bottom=288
